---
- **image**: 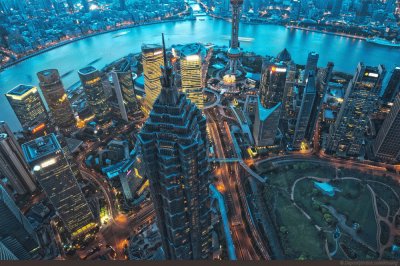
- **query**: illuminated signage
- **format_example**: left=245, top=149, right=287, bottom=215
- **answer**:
left=271, top=66, right=287, bottom=73
left=31, top=123, right=46, bottom=134
left=40, top=158, right=57, bottom=168
left=364, top=72, right=379, bottom=78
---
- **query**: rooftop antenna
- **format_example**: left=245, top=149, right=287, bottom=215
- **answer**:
left=162, top=33, right=168, bottom=69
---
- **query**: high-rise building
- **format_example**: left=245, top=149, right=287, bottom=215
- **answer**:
left=292, top=71, right=317, bottom=149
left=177, top=43, right=207, bottom=109
left=0, top=185, right=40, bottom=260
left=111, top=63, right=140, bottom=123
left=22, top=134, right=96, bottom=239
left=81, top=0, right=89, bottom=12
left=66, top=0, right=74, bottom=12
left=37, top=69, right=76, bottom=135
left=142, top=44, right=164, bottom=115
left=221, top=0, right=231, bottom=14
left=253, top=97, right=282, bottom=146
left=0, top=122, right=37, bottom=195
left=290, top=0, right=301, bottom=20
left=332, top=0, right=343, bottom=16
left=385, top=0, right=396, bottom=13
left=260, top=62, right=288, bottom=109
left=0, top=241, right=18, bottom=260
left=119, top=0, right=126, bottom=10
left=303, top=52, right=319, bottom=83
left=226, top=0, right=244, bottom=76
left=258, top=62, right=287, bottom=144
left=138, top=35, right=211, bottom=260
left=382, top=67, right=400, bottom=103
left=78, top=66, right=111, bottom=125
left=372, top=93, right=400, bottom=163
left=5, top=85, right=48, bottom=132
left=327, top=63, right=385, bottom=157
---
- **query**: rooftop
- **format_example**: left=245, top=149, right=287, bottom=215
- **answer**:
left=258, top=97, right=281, bottom=121
left=276, top=48, right=292, bottom=62
left=22, top=134, right=61, bottom=163
left=78, top=66, right=97, bottom=75
left=6, top=85, right=36, bottom=96
left=179, top=43, right=206, bottom=58
left=141, top=43, right=163, bottom=52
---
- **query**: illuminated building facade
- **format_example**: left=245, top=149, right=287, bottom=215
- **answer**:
left=373, top=93, right=400, bottom=163
left=0, top=122, right=37, bottom=195
left=37, top=69, right=76, bottom=135
left=327, top=63, right=385, bottom=156
left=142, top=44, right=164, bottom=115
left=22, top=134, right=96, bottom=239
left=176, top=43, right=207, bottom=109
left=138, top=35, right=211, bottom=259
left=0, top=185, right=40, bottom=260
left=5, top=85, right=48, bottom=132
left=292, top=71, right=317, bottom=149
left=78, top=66, right=111, bottom=125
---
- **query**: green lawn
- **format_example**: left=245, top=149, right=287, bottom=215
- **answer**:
left=274, top=193, right=328, bottom=259
left=258, top=161, right=400, bottom=259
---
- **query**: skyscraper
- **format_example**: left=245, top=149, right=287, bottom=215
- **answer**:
left=372, top=93, right=400, bottom=163
left=292, top=71, right=317, bottom=149
left=303, top=52, right=319, bottom=83
left=78, top=66, right=111, bottom=125
left=0, top=241, right=18, bottom=260
left=0, top=185, right=40, bottom=260
left=332, top=0, right=343, bottom=16
left=253, top=97, right=282, bottom=146
left=138, top=35, right=211, bottom=259
left=22, top=134, right=96, bottom=239
left=37, top=69, right=76, bottom=135
left=260, top=62, right=288, bottom=109
left=119, top=0, right=126, bottom=10
left=5, top=85, right=48, bottom=132
left=291, top=0, right=301, bottom=20
left=226, top=0, right=244, bottom=76
left=142, top=44, right=164, bottom=115
left=81, top=0, right=89, bottom=12
left=385, top=0, right=396, bottom=13
left=0, top=122, right=37, bottom=195
left=258, top=62, right=287, bottom=145
left=111, top=62, right=140, bottom=123
left=382, top=67, right=400, bottom=103
left=178, top=43, right=206, bottom=109
left=327, top=63, right=385, bottom=156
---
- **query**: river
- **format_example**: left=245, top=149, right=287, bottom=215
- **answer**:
left=1, top=16, right=399, bottom=131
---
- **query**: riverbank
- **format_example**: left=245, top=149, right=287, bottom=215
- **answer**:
left=0, top=17, right=192, bottom=72
left=286, top=25, right=367, bottom=40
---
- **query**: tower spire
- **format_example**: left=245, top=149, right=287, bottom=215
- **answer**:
left=162, top=33, right=168, bottom=70
left=159, top=33, right=178, bottom=106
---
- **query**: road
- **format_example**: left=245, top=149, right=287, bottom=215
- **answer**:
left=206, top=108, right=262, bottom=260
